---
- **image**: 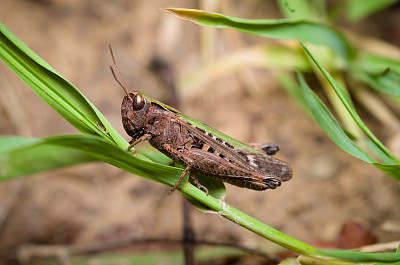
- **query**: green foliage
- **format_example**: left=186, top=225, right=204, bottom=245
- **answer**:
left=160, top=3, right=400, bottom=264
left=352, top=53, right=400, bottom=95
left=299, top=43, right=400, bottom=179
left=0, top=136, right=97, bottom=179
left=0, top=134, right=180, bottom=186
left=162, top=4, right=400, bottom=182
left=296, top=72, right=374, bottom=163
left=346, top=0, right=399, bottom=22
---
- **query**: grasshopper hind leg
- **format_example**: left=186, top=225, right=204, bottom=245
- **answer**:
left=163, top=144, right=196, bottom=195
left=189, top=174, right=209, bottom=195
left=255, top=178, right=281, bottom=189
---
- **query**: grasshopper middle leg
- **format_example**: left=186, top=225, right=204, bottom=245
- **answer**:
left=163, top=144, right=194, bottom=194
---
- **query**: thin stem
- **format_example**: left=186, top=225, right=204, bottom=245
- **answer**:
left=181, top=184, right=320, bottom=256
left=18, top=237, right=278, bottom=263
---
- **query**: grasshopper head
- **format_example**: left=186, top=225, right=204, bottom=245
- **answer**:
left=121, top=91, right=151, bottom=138
left=108, top=46, right=150, bottom=138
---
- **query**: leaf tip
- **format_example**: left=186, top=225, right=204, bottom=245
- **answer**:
left=161, top=7, right=176, bottom=15
left=161, top=8, right=202, bottom=24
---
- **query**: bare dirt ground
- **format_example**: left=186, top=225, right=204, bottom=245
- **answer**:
left=0, top=1, right=399, bottom=264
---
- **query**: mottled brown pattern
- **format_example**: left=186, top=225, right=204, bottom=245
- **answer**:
left=121, top=91, right=292, bottom=192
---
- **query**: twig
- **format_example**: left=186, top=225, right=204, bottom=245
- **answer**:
left=17, top=237, right=279, bottom=264
left=18, top=245, right=70, bottom=265
left=182, top=199, right=195, bottom=265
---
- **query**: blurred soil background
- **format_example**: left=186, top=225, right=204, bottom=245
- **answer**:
left=0, top=0, right=399, bottom=264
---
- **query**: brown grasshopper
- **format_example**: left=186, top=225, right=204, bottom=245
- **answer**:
left=109, top=47, right=292, bottom=194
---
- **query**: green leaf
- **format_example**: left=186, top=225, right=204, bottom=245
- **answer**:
left=192, top=174, right=226, bottom=200
left=319, top=249, right=400, bottom=263
left=0, top=23, right=127, bottom=148
left=0, top=134, right=184, bottom=186
left=0, top=137, right=38, bottom=155
left=373, top=163, right=400, bottom=180
left=346, top=0, right=399, bottom=22
left=0, top=134, right=229, bottom=200
left=45, top=135, right=185, bottom=187
left=300, top=42, right=400, bottom=165
left=352, top=53, right=400, bottom=95
left=296, top=72, right=374, bottom=163
left=358, top=53, right=400, bottom=73
left=299, top=254, right=400, bottom=265
left=361, top=139, right=395, bottom=164
left=277, top=0, right=322, bottom=21
left=297, top=71, right=400, bottom=181
left=354, top=67, right=400, bottom=95
left=136, top=144, right=173, bottom=165
left=163, top=8, right=355, bottom=60
left=0, top=136, right=98, bottom=179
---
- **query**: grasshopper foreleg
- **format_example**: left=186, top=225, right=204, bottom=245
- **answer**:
left=126, top=134, right=152, bottom=151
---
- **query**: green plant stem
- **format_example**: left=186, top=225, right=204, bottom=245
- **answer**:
left=298, top=256, right=358, bottom=265
left=181, top=184, right=319, bottom=256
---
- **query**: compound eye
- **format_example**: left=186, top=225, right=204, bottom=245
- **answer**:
left=133, top=94, right=145, bottom=110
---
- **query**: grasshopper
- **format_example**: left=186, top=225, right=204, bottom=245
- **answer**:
left=109, top=47, right=292, bottom=194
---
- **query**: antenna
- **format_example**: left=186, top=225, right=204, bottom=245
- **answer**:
left=109, top=44, right=130, bottom=98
